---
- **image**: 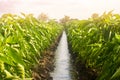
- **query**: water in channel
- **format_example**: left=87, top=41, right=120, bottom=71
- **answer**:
left=51, top=31, right=72, bottom=80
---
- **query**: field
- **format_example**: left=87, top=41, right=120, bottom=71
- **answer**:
left=0, top=12, right=120, bottom=80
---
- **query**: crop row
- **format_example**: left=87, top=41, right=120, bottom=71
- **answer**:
left=66, top=12, right=120, bottom=80
left=0, top=14, right=63, bottom=80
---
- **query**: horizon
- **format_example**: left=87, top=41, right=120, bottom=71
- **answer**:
left=0, top=0, right=120, bottom=20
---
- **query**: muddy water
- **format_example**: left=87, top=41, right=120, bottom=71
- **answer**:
left=51, top=31, right=72, bottom=80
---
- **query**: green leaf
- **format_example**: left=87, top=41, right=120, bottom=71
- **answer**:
left=0, top=53, right=15, bottom=66
left=111, top=67, right=120, bottom=79
left=7, top=46, right=24, bottom=65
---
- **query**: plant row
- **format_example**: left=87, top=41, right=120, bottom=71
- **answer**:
left=0, top=13, right=63, bottom=80
left=66, top=12, right=120, bottom=80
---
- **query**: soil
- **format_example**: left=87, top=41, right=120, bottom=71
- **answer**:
left=32, top=33, right=62, bottom=80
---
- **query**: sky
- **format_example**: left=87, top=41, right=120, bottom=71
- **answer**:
left=0, top=0, right=120, bottom=19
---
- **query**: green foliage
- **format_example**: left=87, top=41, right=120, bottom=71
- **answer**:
left=66, top=12, right=120, bottom=80
left=0, top=13, right=63, bottom=79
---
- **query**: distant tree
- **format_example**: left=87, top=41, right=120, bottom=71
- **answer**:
left=38, top=13, right=49, bottom=21
left=60, top=15, right=70, bottom=25
left=91, top=13, right=99, bottom=19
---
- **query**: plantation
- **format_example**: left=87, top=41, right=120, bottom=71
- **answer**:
left=0, top=12, right=120, bottom=80
left=0, top=13, right=63, bottom=79
left=66, top=12, right=120, bottom=80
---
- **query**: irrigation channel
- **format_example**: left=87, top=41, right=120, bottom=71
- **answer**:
left=51, top=31, right=74, bottom=80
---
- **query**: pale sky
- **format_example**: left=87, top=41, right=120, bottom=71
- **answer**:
left=0, top=0, right=120, bottom=19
